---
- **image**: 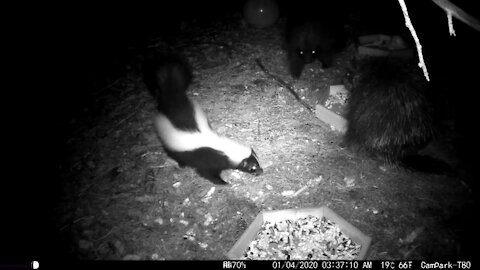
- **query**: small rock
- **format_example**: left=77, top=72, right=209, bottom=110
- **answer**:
left=183, top=228, right=196, bottom=241
left=203, top=213, right=214, bottom=226
left=206, top=187, right=216, bottom=196
left=155, top=217, right=164, bottom=225
left=344, top=176, right=355, bottom=187
left=135, top=195, right=155, bottom=203
left=402, top=227, right=424, bottom=244
left=202, top=187, right=216, bottom=203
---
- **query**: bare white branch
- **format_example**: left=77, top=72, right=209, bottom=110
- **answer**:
left=431, top=0, right=480, bottom=32
left=447, top=10, right=456, bottom=36
left=397, top=0, right=430, bottom=81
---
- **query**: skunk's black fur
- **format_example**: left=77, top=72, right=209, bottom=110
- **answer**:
left=143, top=52, right=197, bottom=131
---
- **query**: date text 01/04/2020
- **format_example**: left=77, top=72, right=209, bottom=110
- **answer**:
left=272, top=260, right=359, bottom=269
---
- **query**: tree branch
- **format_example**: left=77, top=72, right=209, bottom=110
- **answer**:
left=431, top=0, right=480, bottom=32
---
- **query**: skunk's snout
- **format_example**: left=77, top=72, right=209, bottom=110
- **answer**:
left=239, top=152, right=263, bottom=176
left=250, top=164, right=263, bottom=175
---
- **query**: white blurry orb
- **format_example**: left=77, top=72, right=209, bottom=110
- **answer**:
left=31, top=261, right=39, bottom=269
left=243, top=0, right=279, bottom=28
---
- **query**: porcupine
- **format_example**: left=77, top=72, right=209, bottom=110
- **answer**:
left=343, top=57, right=453, bottom=174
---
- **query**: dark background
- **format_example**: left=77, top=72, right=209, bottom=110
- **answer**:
left=3, top=0, right=478, bottom=263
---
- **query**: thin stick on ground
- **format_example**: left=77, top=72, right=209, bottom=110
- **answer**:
left=94, top=226, right=118, bottom=242
left=255, top=58, right=314, bottom=113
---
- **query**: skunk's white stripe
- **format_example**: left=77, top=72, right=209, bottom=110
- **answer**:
left=191, top=100, right=212, bottom=134
left=153, top=101, right=252, bottom=165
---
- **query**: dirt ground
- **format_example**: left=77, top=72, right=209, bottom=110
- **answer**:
left=54, top=9, right=475, bottom=261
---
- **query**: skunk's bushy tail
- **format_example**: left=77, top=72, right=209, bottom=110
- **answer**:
left=143, top=51, right=193, bottom=115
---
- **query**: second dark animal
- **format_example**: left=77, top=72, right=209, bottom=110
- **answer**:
left=285, top=1, right=346, bottom=78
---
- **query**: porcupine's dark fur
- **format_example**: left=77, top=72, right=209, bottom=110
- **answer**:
left=343, top=58, right=452, bottom=174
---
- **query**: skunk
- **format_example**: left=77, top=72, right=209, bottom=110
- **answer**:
left=143, top=51, right=263, bottom=185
